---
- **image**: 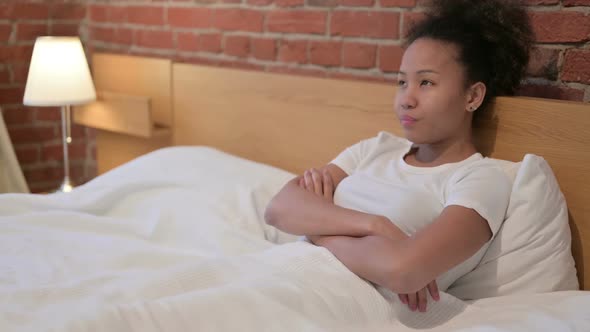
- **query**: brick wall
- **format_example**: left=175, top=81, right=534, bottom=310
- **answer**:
left=2, top=0, right=589, bottom=192
left=87, top=0, right=590, bottom=101
left=0, top=0, right=96, bottom=193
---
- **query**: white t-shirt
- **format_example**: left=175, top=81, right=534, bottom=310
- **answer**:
left=330, top=131, right=511, bottom=291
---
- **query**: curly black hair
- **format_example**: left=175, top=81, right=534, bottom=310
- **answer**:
left=406, top=0, right=534, bottom=114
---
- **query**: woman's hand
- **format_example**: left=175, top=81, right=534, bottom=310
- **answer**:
left=299, top=168, right=334, bottom=202
left=398, top=280, right=440, bottom=312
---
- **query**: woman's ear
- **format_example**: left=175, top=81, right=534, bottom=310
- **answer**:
left=466, top=82, right=486, bottom=112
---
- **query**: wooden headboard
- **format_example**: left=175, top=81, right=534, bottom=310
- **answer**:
left=76, top=53, right=590, bottom=290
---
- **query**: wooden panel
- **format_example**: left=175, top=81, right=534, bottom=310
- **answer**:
left=91, top=53, right=172, bottom=127
left=97, top=131, right=171, bottom=175
left=173, top=64, right=400, bottom=174
left=473, top=96, right=590, bottom=290
left=74, top=91, right=156, bottom=137
left=172, top=63, right=590, bottom=289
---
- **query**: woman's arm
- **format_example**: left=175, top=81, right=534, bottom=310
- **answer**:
left=264, top=164, right=381, bottom=236
left=313, top=205, right=493, bottom=294
left=265, top=164, right=409, bottom=240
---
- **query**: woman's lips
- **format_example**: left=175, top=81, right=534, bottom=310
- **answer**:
left=401, top=115, right=417, bottom=127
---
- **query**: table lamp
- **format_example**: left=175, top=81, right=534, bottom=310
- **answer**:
left=23, top=36, right=96, bottom=193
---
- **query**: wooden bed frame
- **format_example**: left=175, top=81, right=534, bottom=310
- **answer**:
left=75, top=53, right=590, bottom=290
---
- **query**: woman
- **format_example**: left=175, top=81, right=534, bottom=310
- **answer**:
left=264, top=0, right=533, bottom=313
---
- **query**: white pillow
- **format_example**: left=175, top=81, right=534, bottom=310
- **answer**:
left=447, top=154, right=579, bottom=300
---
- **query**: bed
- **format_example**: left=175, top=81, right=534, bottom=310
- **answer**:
left=1, top=53, right=589, bottom=331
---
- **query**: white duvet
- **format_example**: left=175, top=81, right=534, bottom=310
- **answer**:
left=1, top=147, right=588, bottom=332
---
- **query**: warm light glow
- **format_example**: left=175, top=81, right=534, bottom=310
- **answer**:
left=23, top=36, right=96, bottom=106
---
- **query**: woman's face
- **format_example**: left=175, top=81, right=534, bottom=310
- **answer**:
left=395, top=38, right=474, bottom=145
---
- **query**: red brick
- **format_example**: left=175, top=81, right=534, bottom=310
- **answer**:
left=89, top=5, right=127, bottom=24
left=14, top=3, right=50, bottom=20
left=135, top=30, right=174, bottom=49
left=8, top=126, right=57, bottom=144
left=342, top=42, right=377, bottom=69
left=523, top=0, right=559, bottom=4
left=0, top=45, right=33, bottom=62
left=308, top=0, right=339, bottom=6
left=561, top=0, right=588, bottom=5
left=267, top=11, right=327, bottom=34
left=11, top=62, right=29, bottom=84
left=517, top=84, right=585, bottom=102
left=380, top=0, right=416, bottom=7
left=200, top=33, right=222, bottom=53
left=168, top=7, right=212, bottom=28
left=58, top=124, right=88, bottom=140
left=331, top=11, right=399, bottom=39
left=16, top=23, right=49, bottom=42
left=35, top=107, right=62, bottom=121
left=527, top=47, right=559, bottom=79
left=530, top=12, right=590, bottom=43
left=561, top=49, right=590, bottom=84
left=51, top=24, right=80, bottom=37
left=309, top=40, right=341, bottom=66
left=89, top=5, right=107, bottom=22
left=276, top=0, right=306, bottom=6
left=89, top=26, right=113, bottom=43
left=278, top=39, right=308, bottom=64
left=42, top=142, right=87, bottom=162
left=14, top=146, right=39, bottom=164
left=114, top=28, right=133, bottom=45
left=224, top=35, right=250, bottom=58
left=0, top=23, right=11, bottom=43
left=340, top=0, right=375, bottom=6
left=0, top=4, right=11, bottom=20
left=252, top=38, right=277, bottom=61
left=23, top=166, right=65, bottom=183
left=90, top=27, right=132, bottom=45
left=379, top=44, right=404, bottom=72
left=50, top=3, right=86, bottom=20
left=177, top=32, right=199, bottom=52
left=0, top=107, right=35, bottom=125
left=214, top=9, right=264, bottom=32
left=127, top=6, right=165, bottom=26
left=0, top=87, right=23, bottom=104
left=248, top=0, right=274, bottom=5
left=0, top=66, right=9, bottom=84
left=402, top=11, right=426, bottom=37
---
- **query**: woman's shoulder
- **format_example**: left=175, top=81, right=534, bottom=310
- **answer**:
left=450, top=156, right=514, bottom=186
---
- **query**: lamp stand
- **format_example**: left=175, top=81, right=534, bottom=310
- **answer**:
left=58, top=105, right=74, bottom=193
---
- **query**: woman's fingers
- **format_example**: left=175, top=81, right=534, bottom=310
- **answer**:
left=304, top=170, right=314, bottom=192
left=407, top=292, right=417, bottom=312
left=427, top=280, right=440, bottom=301
left=322, top=170, right=333, bottom=200
left=310, top=168, right=323, bottom=195
left=398, top=293, right=408, bottom=305
left=418, top=288, right=428, bottom=312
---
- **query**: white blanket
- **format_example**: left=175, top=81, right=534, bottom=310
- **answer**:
left=1, top=147, right=588, bottom=332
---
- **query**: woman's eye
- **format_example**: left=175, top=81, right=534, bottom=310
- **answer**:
left=421, top=80, right=434, bottom=86
left=397, top=80, right=407, bottom=87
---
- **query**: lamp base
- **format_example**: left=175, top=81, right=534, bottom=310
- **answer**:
left=56, top=176, right=75, bottom=193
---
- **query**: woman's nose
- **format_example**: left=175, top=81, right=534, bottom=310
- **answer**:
left=399, top=88, right=417, bottom=110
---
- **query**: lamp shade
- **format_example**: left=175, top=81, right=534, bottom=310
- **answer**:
left=23, top=36, right=96, bottom=106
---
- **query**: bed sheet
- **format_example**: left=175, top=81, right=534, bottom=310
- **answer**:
left=1, top=147, right=588, bottom=332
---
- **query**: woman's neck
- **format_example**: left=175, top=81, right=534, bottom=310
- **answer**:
left=406, top=138, right=477, bottom=167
